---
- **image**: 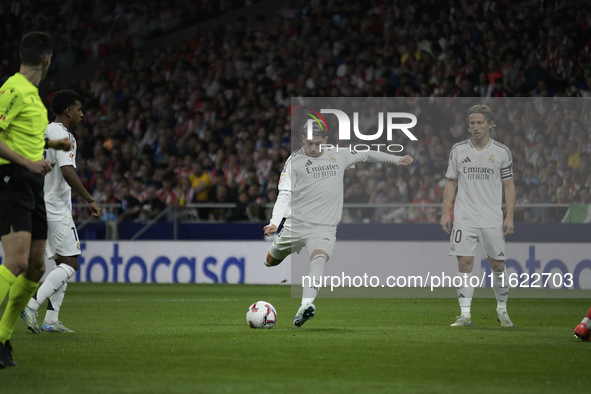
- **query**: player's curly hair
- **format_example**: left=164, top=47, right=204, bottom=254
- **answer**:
left=20, top=32, right=53, bottom=66
left=51, top=90, right=82, bottom=116
left=301, top=121, right=327, bottom=138
left=467, top=104, right=496, bottom=129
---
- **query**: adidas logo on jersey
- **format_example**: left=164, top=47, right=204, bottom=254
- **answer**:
left=498, top=252, right=504, bottom=257
left=462, top=157, right=472, bottom=164
left=305, top=160, right=313, bottom=166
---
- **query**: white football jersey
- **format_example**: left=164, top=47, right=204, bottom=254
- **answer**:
left=44, top=122, right=77, bottom=221
left=279, top=147, right=401, bottom=225
left=446, top=138, right=513, bottom=228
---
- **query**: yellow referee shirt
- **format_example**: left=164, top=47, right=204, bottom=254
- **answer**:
left=0, top=73, right=48, bottom=165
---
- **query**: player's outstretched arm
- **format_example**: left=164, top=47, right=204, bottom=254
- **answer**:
left=352, top=150, right=413, bottom=166
left=440, top=178, right=457, bottom=234
left=0, top=134, right=52, bottom=175
left=397, top=154, right=414, bottom=166
left=48, top=137, right=74, bottom=151
left=61, top=165, right=102, bottom=218
left=503, top=178, right=515, bottom=235
left=265, top=190, right=291, bottom=236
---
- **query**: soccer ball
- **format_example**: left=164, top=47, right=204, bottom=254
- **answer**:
left=246, top=301, right=277, bottom=329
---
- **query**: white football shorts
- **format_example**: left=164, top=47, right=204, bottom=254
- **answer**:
left=268, top=217, right=336, bottom=261
left=448, top=224, right=506, bottom=260
left=46, top=216, right=81, bottom=260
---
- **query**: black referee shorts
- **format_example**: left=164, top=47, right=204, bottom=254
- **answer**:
left=0, top=164, right=47, bottom=240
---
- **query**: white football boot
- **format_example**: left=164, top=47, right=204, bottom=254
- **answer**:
left=450, top=315, right=473, bottom=327
left=293, top=303, right=315, bottom=327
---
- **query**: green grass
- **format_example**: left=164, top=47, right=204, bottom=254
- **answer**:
left=1, top=283, right=589, bottom=393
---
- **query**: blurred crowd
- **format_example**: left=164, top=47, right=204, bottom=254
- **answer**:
left=2, top=0, right=591, bottom=223
left=0, top=0, right=249, bottom=79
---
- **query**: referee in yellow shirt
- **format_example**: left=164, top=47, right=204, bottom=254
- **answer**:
left=0, top=32, right=72, bottom=368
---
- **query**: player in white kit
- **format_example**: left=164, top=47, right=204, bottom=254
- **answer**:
left=21, top=90, right=101, bottom=333
left=263, top=122, right=413, bottom=327
left=440, top=104, right=516, bottom=328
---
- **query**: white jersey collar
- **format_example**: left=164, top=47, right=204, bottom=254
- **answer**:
left=469, top=138, right=493, bottom=151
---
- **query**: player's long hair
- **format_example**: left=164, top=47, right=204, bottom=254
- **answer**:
left=467, top=104, right=496, bottom=130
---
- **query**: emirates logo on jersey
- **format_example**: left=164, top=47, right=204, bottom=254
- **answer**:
left=463, top=166, right=494, bottom=180
left=305, top=164, right=339, bottom=174
left=305, top=164, right=339, bottom=179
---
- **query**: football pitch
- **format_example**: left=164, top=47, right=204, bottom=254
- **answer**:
left=2, top=283, right=588, bottom=393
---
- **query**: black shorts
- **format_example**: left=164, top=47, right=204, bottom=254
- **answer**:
left=0, top=164, right=47, bottom=240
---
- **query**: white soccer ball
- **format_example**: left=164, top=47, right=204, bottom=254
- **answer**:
left=246, top=301, right=277, bottom=329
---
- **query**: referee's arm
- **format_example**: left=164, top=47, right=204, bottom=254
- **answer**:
left=0, top=128, right=52, bottom=175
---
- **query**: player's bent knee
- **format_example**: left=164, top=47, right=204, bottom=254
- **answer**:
left=58, top=256, right=79, bottom=271
left=310, top=249, right=329, bottom=261
left=23, top=266, right=44, bottom=282
left=487, top=257, right=505, bottom=271
left=457, top=256, right=474, bottom=272
left=11, top=259, right=29, bottom=275
left=265, top=252, right=283, bottom=267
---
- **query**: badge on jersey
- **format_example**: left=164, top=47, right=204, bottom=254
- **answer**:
left=488, top=155, right=495, bottom=164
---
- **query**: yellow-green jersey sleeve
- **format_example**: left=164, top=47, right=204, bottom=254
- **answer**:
left=0, top=88, right=23, bottom=131
left=0, top=74, right=48, bottom=165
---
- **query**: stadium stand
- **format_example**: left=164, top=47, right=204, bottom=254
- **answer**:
left=1, top=0, right=591, bottom=226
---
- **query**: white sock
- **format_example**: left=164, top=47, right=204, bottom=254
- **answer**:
left=582, top=317, right=591, bottom=329
left=27, top=291, right=41, bottom=311
left=301, top=254, right=326, bottom=306
left=45, top=283, right=67, bottom=324
left=456, top=272, right=473, bottom=317
left=492, top=268, right=509, bottom=311
left=28, top=264, right=76, bottom=311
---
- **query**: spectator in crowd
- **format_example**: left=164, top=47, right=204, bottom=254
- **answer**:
left=409, top=184, right=437, bottom=223
left=223, top=191, right=250, bottom=222
left=118, top=184, right=141, bottom=222
left=344, top=182, right=373, bottom=223
left=101, top=185, right=121, bottom=221
left=208, top=185, right=231, bottom=222
left=138, top=185, right=166, bottom=222
left=190, top=162, right=212, bottom=203
left=522, top=163, right=540, bottom=186
left=576, top=187, right=591, bottom=204
left=157, top=171, right=178, bottom=206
